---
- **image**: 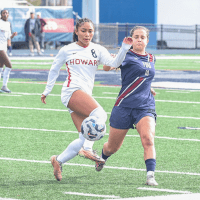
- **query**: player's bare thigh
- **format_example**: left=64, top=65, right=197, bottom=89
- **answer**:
left=71, top=112, right=86, bottom=132
left=68, top=90, right=99, bottom=117
left=0, top=50, right=12, bottom=68
left=136, top=116, right=155, bottom=138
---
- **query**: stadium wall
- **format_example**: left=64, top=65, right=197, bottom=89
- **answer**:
left=73, top=0, right=157, bottom=24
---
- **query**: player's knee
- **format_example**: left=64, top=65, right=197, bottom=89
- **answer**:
left=142, top=134, right=154, bottom=148
left=89, top=106, right=107, bottom=123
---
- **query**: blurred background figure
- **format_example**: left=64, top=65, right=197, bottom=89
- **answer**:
left=0, top=9, right=17, bottom=93
left=36, top=12, right=46, bottom=53
left=7, top=21, right=15, bottom=56
left=24, top=12, right=42, bottom=56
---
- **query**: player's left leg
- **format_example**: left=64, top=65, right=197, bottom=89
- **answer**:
left=95, top=127, right=128, bottom=171
left=136, top=116, right=158, bottom=186
left=0, top=50, right=12, bottom=93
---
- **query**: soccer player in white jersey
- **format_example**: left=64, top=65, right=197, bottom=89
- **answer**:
left=0, top=9, right=17, bottom=93
left=41, top=18, right=133, bottom=181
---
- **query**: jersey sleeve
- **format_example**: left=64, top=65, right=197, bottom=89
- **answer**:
left=42, top=48, right=66, bottom=96
left=99, top=43, right=131, bottom=68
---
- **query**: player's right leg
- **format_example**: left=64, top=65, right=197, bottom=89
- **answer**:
left=96, top=127, right=128, bottom=171
left=67, top=90, right=108, bottom=163
left=0, top=50, right=12, bottom=93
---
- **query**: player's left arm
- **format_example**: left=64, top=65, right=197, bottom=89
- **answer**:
left=10, top=32, right=17, bottom=39
left=103, top=54, right=117, bottom=71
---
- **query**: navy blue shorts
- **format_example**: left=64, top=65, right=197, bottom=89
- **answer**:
left=109, top=106, right=157, bottom=129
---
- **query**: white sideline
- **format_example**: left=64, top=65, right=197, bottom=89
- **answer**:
left=3, top=91, right=200, bottom=104
left=0, top=126, right=200, bottom=142
left=106, top=193, right=200, bottom=200
left=1, top=157, right=200, bottom=176
left=0, top=105, right=200, bottom=120
left=64, top=192, right=120, bottom=198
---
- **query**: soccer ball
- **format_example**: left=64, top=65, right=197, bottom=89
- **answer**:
left=81, top=116, right=106, bottom=141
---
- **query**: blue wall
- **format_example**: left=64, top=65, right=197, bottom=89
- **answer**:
left=73, top=0, right=157, bottom=24
left=73, top=0, right=157, bottom=48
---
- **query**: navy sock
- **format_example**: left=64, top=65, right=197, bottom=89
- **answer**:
left=101, top=149, right=110, bottom=160
left=145, top=159, right=156, bottom=172
left=8, top=46, right=12, bottom=53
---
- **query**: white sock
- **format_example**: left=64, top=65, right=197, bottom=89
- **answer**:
left=0, top=68, right=3, bottom=81
left=57, top=132, right=85, bottom=163
left=83, top=140, right=94, bottom=151
left=3, top=67, right=11, bottom=87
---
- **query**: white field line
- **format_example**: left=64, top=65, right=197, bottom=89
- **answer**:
left=166, top=91, right=190, bottom=93
left=111, top=193, right=200, bottom=200
left=0, top=198, right=23, bottom=200
left=64, top=192, right=120, bottom=198
left=156, top=56, right=200, bottom=59
left=1, top=126, right=200, bottom=142
left=0, top=157, right=200, bottom=176
left=0, top=106, right=200, bottom=120
left=12, top=62, right=52, bottom=65
left=0, top=106, right=67, bottom=112
left=155, top=99, right=200, bottom=104
left=3, top=91, right=200, bottom=104
left=0, top=95, right=21, bottom=96
left=137, top=187, right=192, bottom=194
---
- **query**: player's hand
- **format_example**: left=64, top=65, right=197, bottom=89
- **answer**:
left=41, top=94, right=46, bottom=104
left=151, top=88, right=156, bottom=96
left=123, top=37, right=133, bottom=45
left=29, top=32, right=32, bottom=37
left=110, top=53, right=116, bottom=58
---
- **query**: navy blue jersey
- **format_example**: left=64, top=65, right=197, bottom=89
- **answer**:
left=114, top=50, right=156, bottom=109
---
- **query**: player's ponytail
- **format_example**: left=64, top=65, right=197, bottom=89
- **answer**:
left=73, top=18, right=94, bottom=42
left=73, top=31, right=78, bottom=42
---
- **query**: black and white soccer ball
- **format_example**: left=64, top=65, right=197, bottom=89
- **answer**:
left=81, top=116, right=106, bottom=141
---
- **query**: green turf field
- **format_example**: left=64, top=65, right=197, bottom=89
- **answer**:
left=0, top=58, right=200, bottom=199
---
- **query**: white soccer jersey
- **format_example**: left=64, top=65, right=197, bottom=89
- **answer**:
left=0, top=19, right=11, bottom=51
left=43, top=42, right=131, bottom=96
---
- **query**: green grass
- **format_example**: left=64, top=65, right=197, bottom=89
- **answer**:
left=155, top=59, right=200, bottom=70
left=0, top=58, right=200, bottom=199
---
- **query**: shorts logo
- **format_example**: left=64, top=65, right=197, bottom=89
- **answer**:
left=145, top=70, right=149, bottom=76
left=91, top=49, right=97, bottom=58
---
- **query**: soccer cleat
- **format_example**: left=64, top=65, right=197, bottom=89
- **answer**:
left=41, top=49, right=44, bottom=53
left=30, top=52, right=34, bottom=56
left=95, top=160, right=105, bottom=172
left=1, top=86, right=11, bottom=93
left=51, top=155, right=62, bottom=181
left=145, top=171, right=158, bottom=186
left=38, top=52, right=43, bottom=56
left=78, top=148, right=105, bottom=163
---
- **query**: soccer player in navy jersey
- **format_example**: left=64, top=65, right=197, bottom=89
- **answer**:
left=95, top=26, right=158, bottom=186
left=101, top=26, right=158, bottom=185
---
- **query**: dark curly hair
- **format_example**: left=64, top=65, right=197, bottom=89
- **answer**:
left=73, top=18, right=94, bottom=42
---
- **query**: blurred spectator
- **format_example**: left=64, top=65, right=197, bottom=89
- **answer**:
left=24, top=12, right=42, bottom=56
left=37, top=12, right=46, bottom=53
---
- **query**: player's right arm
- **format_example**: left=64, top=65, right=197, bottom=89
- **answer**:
left=41, top=48, right=66, bottom=104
